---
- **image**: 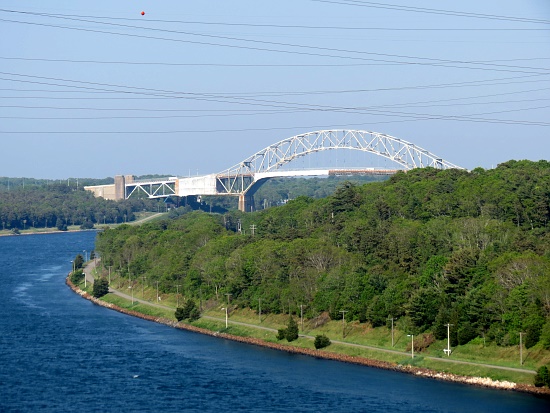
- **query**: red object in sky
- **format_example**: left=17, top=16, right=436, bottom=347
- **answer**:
left=141, top=11, right=145, bottom=16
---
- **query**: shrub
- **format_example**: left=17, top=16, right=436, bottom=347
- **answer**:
left=92, top=277, right=109, bottom=298
left=175, top=300, right=200, bottom=322
left=175, top=307, right=185, bottom=322
left=534, top=366, right=550, bottom=388
left=80, top=221, right=94, bottom=230
left=276, top=328, right=287, bottom=340
left=70, top=269, right=84, bottom=285
left=285, top=316, right=299, bottom=342
left=314, top=334, right=331, bottom=349
left=188, top=306, right=201, bottom=322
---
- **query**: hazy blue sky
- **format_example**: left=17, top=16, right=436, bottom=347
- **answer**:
left=1, top=1, right=549, bottom=179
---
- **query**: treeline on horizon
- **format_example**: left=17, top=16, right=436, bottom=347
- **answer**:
left=0, top=183, right=155, bottom=230
left=96, top=160, right=550, bottom=349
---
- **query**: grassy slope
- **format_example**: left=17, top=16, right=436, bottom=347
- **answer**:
left=77, top=270, right=545, bottom=385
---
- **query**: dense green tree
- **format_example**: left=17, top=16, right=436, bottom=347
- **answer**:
left=94, top=160, right=550, bottom=351
left=314, top=334, right=331, bottom=349
left=92, top=278, right=109, bottom=298
left=285, top=316, right=299, bottom=342
left=175, top=307, right=185, bottom=322
left=534, top=366, right=550, bottom=387
left=74, top=254, right=84, bottom=270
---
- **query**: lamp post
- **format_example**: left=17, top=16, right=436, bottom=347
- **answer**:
left=221, top=307, right=228, bottom=328
left=142, top=276, right=147, bottom=299
left=407, top=334, right=414, bottom=358
left=156, top=281, right=159, bottom=302
left=444, top=324, right=454, bottom=357
left=258, top=298, right=261, bottom=324
left=388, top=317, right=395, bottom=347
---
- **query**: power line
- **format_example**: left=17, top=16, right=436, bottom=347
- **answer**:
left=1, top=14, right=549, bottom=74
left=308, top=0, right=550, bottom=25
left=3, top=9, right=549, bottom=31
left=1, top=70, right=549, bottom=100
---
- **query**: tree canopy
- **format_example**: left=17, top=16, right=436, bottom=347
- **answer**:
left=96, top=160, right=550, bottom=348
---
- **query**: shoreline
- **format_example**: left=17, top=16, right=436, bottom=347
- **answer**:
left=65, top=276, right=550, bottom=398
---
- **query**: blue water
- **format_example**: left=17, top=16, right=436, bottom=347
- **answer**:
left=0, top=232, right=548, bottom=412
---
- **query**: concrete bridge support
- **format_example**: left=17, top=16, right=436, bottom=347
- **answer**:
left=238, top=193, right=255, bottom=212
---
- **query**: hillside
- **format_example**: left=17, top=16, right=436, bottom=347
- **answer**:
left=96, top=160, right=550, bottom=351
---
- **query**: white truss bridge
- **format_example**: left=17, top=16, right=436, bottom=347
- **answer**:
left=86, top=130, right=464, bottom=211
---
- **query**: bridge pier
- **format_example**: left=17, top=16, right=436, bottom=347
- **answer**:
left=238, top=194, right=254, bottom=212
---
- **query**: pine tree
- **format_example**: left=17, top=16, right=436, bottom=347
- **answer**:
left=285, top=316, right=299, bottom=342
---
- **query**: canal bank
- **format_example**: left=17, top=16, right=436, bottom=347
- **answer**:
left=66, top=273, right=550, bottom=398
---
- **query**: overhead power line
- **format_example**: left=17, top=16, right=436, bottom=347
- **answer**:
left=1, top=8, right=549, bottom=31
left=1, top=12, right=549, bottom=74
left=308, top=0, right=550, bottom=25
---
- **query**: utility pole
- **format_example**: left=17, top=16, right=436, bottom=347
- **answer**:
left=388, top=317, right=395, bottom=347
left=340, top=310, right=348, bottom=339
left=141, top=276, right=146, bottom=299
left=300, top=304, right=304, bottom=332
left=156, top=281, right=159, bottom=302
left=108, top=266, right=112, bottom=285
left=444, top=323, right=454, bottom=357
left=519, top=332, right=524, bottom=366
left=176, top=284, right=181, bottom=307
left=258, top=298, right=261, bottom=323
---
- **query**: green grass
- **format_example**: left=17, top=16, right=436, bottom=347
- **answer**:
left=101, top=294, right=175, bottom=319
left=81, top=273, right=546, bottom=386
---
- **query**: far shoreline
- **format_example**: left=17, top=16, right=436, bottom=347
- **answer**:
left=65, top=274, right=550, bottom=399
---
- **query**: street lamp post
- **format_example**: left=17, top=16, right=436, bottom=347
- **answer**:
left=221, top=307, right=228, bottom=328
left=108, top=266, right=112, bottom=285
left=388, top=317, right=394, bottom=347
left=407, top=334, right=414, bottom=358
left=142, top=276, right=147, bottom=299
left=444, top=324, right=454, bottom=357
left=156, top=281, right=159, bottom=302
left=258, top=298, right=261, bottom=324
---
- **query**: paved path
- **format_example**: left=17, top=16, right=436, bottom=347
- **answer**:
left=82, top=262, right=536, bottom=375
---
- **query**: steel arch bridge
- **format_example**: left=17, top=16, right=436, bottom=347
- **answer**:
left=216, top=130, right=463, bottom=205
left=85, top=129, right=464, bottom=212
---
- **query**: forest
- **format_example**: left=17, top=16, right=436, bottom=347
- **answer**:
left=95, top=160, right=550, bottom=349
left=0, top=182, right=155, bottom=230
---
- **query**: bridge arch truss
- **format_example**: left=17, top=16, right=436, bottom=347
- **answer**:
left=216, top=130, right=463, bottom=194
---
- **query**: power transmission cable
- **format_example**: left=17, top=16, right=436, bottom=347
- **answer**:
left=308, top=0, right=550, bottom=25
left=3, top=9, right=549, bottom=31
left=2, top=71, right=550, bottom=102
left=1, top=14, right=549, bottom=74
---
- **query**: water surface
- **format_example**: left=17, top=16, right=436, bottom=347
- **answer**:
left=0, top=232, right=548, bottom=412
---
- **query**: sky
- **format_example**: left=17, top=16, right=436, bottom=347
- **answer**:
left=1, top=1, right=549, bottom=179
